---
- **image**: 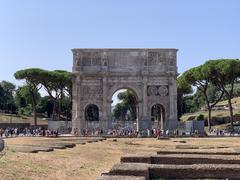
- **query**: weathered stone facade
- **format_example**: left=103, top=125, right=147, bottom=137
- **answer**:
left=72, top=49, right=178, bottom=134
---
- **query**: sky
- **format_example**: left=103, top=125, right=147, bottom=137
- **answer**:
left=0, top=0, right=240, bottom=87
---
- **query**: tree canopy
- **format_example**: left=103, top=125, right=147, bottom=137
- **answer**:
left=177, top=75, right=193, bottom=119
left=204, top=59, right=240, bottom=131
left=14, top=68, right=72, bottom=123
left=179, top=59, right=240, bottom=132
left=0, top=81, right=16, bottom=113
left=181, top=64, right=225, bottom=131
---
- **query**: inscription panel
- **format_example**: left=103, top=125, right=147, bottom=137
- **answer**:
left=73, top=49, right=177, bottom=75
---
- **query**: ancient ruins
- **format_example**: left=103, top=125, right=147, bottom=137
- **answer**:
left=72, top=49, right=178, bottom=134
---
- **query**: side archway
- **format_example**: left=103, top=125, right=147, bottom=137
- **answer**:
left=85, top=104, right=99, bottom=121
left=151, top=104, right=165, bottom=130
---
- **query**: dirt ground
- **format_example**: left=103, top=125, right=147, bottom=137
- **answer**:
left=1, top=137, right=240, bottom=180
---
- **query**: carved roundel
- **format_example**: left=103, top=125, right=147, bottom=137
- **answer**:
left=158, top=86, right=168, bottom=96
left=147, top=86, right=158, bottom=96
left=147, top=85, right=169, bottom=96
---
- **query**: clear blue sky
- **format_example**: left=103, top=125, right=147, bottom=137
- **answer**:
left=0, top=0, right=240, bottom=86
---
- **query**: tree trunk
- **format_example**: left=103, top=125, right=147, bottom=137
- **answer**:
left=202, top=89, right=211, bottom=132
left=58, top=90, right=63, bottom=121
left=227, top=98, right=234, bottom=132
left=31, top=95, right=37, bottom=126
left=207, top=107, right=212, bottom=132
left=58, top=98, right=61, bottom=121
left=52, top=100, right=57, bottom=120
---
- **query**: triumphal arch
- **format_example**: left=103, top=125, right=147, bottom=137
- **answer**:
left=72, top=48, right=178, bottom=134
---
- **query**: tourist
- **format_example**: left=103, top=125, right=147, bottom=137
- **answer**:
left=147, top=129, right=151, bottom=137
left=166, top=129, right=169, bottom=136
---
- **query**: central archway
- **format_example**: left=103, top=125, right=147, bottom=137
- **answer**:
left=111, top=88, right=139, bottom=131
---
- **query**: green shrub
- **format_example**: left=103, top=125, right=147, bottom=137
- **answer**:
left=212, top=116, right=225, bottom=125
left=18, top=105, right=32, bottom=116
left=187, top=116, right=196, bottom=121
left=196, top=114, right=205, bottom=121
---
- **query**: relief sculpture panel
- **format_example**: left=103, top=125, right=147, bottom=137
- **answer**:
left=81, top=52, right=102, bottom=66
left=147, top=85, right=169, bottom=96
left=81, top=85, right=103, bottom=100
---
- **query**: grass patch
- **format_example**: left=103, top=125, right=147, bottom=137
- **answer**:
left=0, top=113, right=48, bottom=125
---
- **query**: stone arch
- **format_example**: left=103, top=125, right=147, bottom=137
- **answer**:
left=110, top=87, right=139, bottom=102
left=72, top=49, right=178, bottom=134
left=111, top=88, right=139, bottom=120
left=107, top=85, right=143, bottom=130
left=150, top=103, right=166, bottom=130
left=85, top=104, right=99, bottom=121
left=149, top=102, right=167, bottom=115
left=107, top=85, right=142, bottom=103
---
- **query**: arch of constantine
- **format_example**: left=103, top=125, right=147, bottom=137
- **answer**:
left=72, top=48, right=178, bottom=134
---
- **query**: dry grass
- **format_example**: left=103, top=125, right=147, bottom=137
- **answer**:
left=1, top=137, right=240, bottom=180
left=181, top=97, right=240, bottom=122
left=217, top=97, right=240, bottom=107
left=0, top=113, right=48, bottom=125
left=181, top=109, right=240, bottom=122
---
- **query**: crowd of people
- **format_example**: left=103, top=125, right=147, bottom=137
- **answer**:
left=73, top=127, right=173, bottom=137
left=208, top=128, right=240, bottom=136
left=209, top=128, right=226, bottom=136
left=73, top=128, right=104, bottom=136
left=2, top=126, right=240, bottom=138
left=105, top=127, right=183, bottom=137
left=0, top=127, right=59, bottom=138
left=107, top=128, right=138, bottom=137
left=72, top=127, right=214, bottom=137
